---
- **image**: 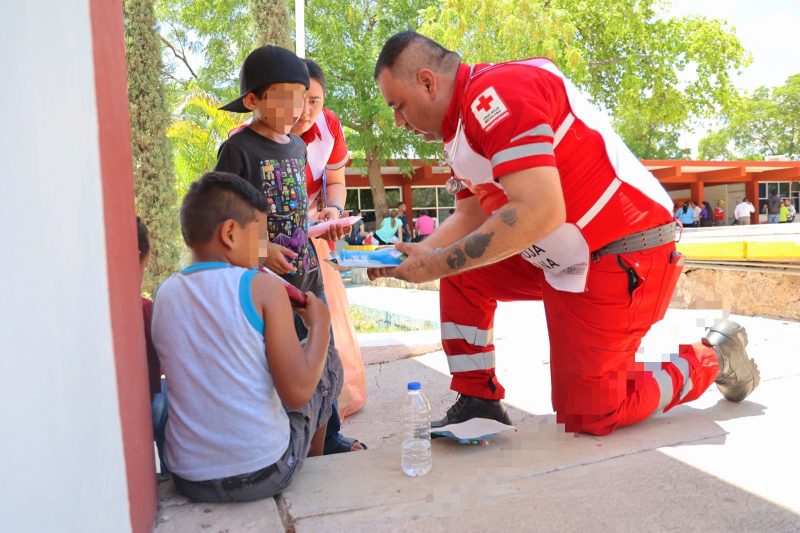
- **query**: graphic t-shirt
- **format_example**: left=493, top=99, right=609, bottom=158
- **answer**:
left=215, top=128, right=318, bottom=275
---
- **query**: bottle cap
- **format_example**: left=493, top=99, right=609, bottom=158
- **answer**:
left=407, top=381, right=421, bottom=391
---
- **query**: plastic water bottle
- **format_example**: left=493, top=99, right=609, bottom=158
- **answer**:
left=401, top=381, right=432, bottom=477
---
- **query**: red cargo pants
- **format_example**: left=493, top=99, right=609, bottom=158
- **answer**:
left=439, top=242, right=719, bottom=436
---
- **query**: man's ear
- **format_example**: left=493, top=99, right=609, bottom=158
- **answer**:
left=418, top=69, right=437, bottom=100
left=219, top=219, right=237, bottom=250
left=242, top=92, right=259, bottom=111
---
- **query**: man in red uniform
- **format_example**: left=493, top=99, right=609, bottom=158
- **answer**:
left=370, top=31, right=760, bottom=436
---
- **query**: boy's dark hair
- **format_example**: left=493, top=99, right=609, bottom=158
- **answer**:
left=136, top=216, right=150, bottom=259
left=374, top=31, right=459, bottom=79
left=304, top=59, right=326, bottom=94
left=180, top=172, right=268, bottom=246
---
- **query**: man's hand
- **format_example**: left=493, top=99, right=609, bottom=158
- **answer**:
left=263, top=242, right=297, bottom=274
left=367, top=241, right=436, bottom=283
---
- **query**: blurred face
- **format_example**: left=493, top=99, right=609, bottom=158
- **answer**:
left=246, top=83, right=306, bottom=135
left=291, top=78, right=325, bottom=135
left=377, top=68, right=444, bottom=142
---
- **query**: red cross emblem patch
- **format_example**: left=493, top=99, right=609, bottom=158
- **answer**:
left=470, top=87, right=509, bottom=131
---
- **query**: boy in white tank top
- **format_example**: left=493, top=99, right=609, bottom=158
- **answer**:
left=152, top=171, right=342, bottom=502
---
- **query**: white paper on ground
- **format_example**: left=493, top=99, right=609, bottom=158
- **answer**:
left=431, top=418, right=516, bottom=440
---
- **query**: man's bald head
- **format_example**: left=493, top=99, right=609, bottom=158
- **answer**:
left=374, top=31, right=460, bottom=82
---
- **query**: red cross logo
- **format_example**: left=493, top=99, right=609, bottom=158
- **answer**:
left=476, top=94, right=494, bottom=112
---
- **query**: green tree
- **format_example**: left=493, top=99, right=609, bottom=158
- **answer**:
left=168, top=93, right=247, bottom=195
left=306, top=0, right=440, bottom=220
left=250, top=0, right=292, bottom=48
left=125, top=0, right=182, bottom=292
left=156, top=0, right=254, bottom=101
left=420, top=0, right=750, bottom=159
left=699, top=75, right=800, bottom=160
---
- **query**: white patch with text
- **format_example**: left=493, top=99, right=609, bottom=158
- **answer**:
left=470, top=87, right=509, bottom=131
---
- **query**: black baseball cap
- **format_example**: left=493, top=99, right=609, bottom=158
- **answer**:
left=220, top=45, right=310, bottom=113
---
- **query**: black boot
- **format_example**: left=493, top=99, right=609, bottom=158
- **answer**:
left=431, top=394, right=513, bottom=428
left=705, top=320, right=760, bottom=402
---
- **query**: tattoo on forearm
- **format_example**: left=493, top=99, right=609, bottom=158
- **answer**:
left=464, top=232, right=494, bottom=259
left=446, top=248, right=467, bottom=270
left=500, top=209, right=517, bottom=227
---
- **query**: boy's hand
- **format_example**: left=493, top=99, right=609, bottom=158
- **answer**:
left=264, top=242, right=297, bottom=274
left=295, top=292, right=331, bottom=331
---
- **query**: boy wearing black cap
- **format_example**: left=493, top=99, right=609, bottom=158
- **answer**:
left=215, top=46, right=365, bottom=455
left=216, top=45, right=314, bottom=278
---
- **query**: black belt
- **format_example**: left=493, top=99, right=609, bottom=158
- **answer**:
left=591, top=222, right=676, bottom=261
left=175, top=462, right=279, bottom=492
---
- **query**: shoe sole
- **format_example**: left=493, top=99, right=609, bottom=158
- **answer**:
left=706, top=320, right=760, bottom=402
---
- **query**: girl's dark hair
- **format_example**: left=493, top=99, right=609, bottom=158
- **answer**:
left=136, top=217, right=150, bottom=259
left=304, top=59, right=326, bottom=94
left=180, top=171, right=268, bottom=246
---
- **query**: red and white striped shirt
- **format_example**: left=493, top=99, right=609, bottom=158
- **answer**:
left=301, top=108, right=349, bottom=216
left=442, top=59, right=673, bottom=291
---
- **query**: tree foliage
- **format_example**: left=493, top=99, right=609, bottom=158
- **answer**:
left=151, top=0, right=757, bottom=223
left=156, top=0, right=254, bottom=100
left=168, top=93, right=247, bottom=195
left=420, top=0, right=750, bottom=159
left=305, top=0, right=441, bottom=219
left=699, top=74, right=800, bottom=160
left=251, top=0, right=292, bottom=48
left=124, top=0, right=181, bottom=292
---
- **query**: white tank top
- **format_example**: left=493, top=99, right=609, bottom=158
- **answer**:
left=151, top=262, right=290, bottom=481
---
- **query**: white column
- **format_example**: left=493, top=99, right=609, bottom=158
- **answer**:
left=0, top=1, right=131, bottom=531
left=295, top=0, right=305, bottom=58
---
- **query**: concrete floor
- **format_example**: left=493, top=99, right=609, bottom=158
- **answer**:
left=157, top=287, right=800, bottom=532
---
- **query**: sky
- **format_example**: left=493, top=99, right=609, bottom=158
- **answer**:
left=666, top=0, right=800, bottom=154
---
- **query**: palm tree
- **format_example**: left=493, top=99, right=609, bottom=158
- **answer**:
left=167, top=93, right=247, bottom=196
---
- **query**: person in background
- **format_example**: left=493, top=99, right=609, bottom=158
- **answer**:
left=699, top=201, right=713, bottom=227
left=713, top=200, right=726, bottom=226
left=375, top=209, right=403, bottom=244
left=734, top=198, right=755, bottom=225
left=779, top=198, right=790, bottom=223
left=785, top=199, right=796, bottom=223
left=346, top=208, right=368, bottom=245
left=675, top=201, right=696, bottom=227
left=691, top=200, right=701, bottom=226
left=765, top=189, right=781, bottom=223
left=397, top=201, right=411, bottom=242
left=412, top=210, right=436, bottom=242
left=137, top=217, right=167, bottom=473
